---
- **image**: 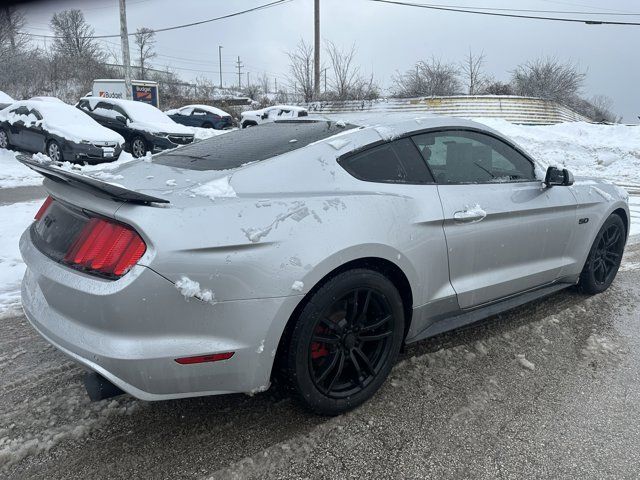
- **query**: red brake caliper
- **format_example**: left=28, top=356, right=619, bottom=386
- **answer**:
left=311, top=325, right=330, bottom=359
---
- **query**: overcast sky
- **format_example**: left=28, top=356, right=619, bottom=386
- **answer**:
left=19, top=0, right=640, bottom=121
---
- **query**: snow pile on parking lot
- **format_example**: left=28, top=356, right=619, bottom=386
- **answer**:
left=0, top=201, right=39, bottom=314
left=0, top=149, right=42, bottom=188
left=474, top=119, right=640, bottom=185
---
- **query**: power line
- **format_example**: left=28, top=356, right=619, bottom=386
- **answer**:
left=19, top=0, right=292, bottom=39
left=368, top=0, right=640, bottom=25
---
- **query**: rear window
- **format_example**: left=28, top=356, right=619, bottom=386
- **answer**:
left=154, top=120, right=355, bottom=171
left=339, top=138, right=434, bottom=184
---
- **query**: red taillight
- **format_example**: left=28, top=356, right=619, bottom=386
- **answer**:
left=34, top=196, right=54, bottom=220
left=174, top=352, right=235, bottom=365
left=64, top=217, right=146, bottom=277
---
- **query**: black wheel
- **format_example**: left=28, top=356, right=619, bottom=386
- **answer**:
left=0, top=128, right=9, bottom=149
left=46, top=140, right=63, bottom=162
left=285, top=269, right=405, bottom=415
left=201, top=122, right=213, bottom=129
left=579, top=214, right=626, bottom=294
left=130, top=136, right=147, bottom=158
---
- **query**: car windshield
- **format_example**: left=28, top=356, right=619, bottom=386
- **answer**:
left=154, top=120, right=356, bottom=171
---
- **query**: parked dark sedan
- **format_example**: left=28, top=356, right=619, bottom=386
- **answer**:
left=76, top=97, right=195, bottom=158
left=0, top=100, right=124, bottom=163
left=166, top=104, right=233, bottom=130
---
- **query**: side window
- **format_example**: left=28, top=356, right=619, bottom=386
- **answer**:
left=179, top=107, right=193, bottom=116
left=30, top=109, right=42, bottom=121
left=412, top=130, right=535, bottom=184
left=192, top=109, right=207, bottom=116
left=339, top=138, right=434, bottom=184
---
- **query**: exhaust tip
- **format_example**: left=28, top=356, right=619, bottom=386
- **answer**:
left=84, top=371, right=125, bottom=401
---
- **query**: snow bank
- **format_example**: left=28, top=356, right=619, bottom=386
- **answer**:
left=473, top=119, right=640, bottom=184
left=0, top=201, right=39, bottom=314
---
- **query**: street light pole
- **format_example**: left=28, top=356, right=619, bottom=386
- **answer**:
left=218, top=45, right=223, bottom=88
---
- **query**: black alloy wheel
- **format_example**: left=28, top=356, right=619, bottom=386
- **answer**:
left=579, top=214, right=626, bottom=294
left=285, top=269, right=404, bottom=415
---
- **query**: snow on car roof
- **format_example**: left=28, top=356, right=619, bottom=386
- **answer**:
left=29, top=96, right=66, bottom=103
left=81, top=96, right=171, bottom=123
left=0, top=100, right=123, bottom=143
left=180, top=104, right=231, bottom=116
left=0, top=91, right=15, bottom=103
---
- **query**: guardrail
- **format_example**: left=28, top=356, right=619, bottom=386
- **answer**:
left=301, top=96, right=591, bottom=125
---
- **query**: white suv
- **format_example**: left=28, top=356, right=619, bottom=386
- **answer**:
left=240, top=105, right=308, bottom=128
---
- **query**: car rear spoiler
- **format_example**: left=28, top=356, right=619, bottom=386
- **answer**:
left=17, top=155, right=169, bottom=205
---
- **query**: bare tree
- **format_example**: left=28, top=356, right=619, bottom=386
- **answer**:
left=479, top=78, right=514, bottom=96
left=50, top=10, right=103, bottom=60
left=134, top=27, right=156, bottom=79
left=0, top=7, right=27, bottom=56
left=258, top=72, right=270, bottom=95
left=287, top=39, right=315, bottom=102
left=392, top=57, right=460, bottom=98
left=511, top=57, right=585, bottom=104
left=589, top=95, right=619, bottom=123
left=324, top=41, right=378, bottom=101
left=460, top=50, right=486, bottom=95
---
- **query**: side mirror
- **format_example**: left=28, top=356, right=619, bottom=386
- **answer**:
left=544, top=166, right=574, bottom=187
left=115, top=115, right=127, bottom=124
left=261, top=113, right=269, bottom=119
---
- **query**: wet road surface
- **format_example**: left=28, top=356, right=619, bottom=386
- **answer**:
left=1, top=241, right=639, bottom=479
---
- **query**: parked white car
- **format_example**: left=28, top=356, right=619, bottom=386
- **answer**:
left=240, top=105, right=308, bottom=128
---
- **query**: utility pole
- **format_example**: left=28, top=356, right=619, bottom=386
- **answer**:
left=313, top=0, right=320, bottom=100
left=119, top=0, right=133, bottom=100
left=236, top=56, right=243, bottom=89
left=247, top=72, right=250, bottom=86
left=275, top=78, right=278, bottom=92
left=218, top=45, right=223, bottom=88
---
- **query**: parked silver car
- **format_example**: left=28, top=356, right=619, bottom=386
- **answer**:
left=19, top=116, right=629, bottom=415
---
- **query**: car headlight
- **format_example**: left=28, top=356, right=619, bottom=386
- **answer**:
left=80, top=140, right=91, bottom=144
left=152, top=132, right=169, bottom=137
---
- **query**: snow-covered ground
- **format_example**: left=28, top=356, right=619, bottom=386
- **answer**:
left=0, top=201, right=39, bottom=314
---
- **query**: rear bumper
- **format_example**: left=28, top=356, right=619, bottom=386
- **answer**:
left=19, top=229, right=299, bottom=400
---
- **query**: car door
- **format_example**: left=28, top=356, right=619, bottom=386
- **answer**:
left=412, top=129, right=577, bottom=309
left=21, top=108, right=47, bottom=153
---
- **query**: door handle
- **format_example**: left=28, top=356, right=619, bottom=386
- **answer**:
left=453, top=206, right=487, bottom=224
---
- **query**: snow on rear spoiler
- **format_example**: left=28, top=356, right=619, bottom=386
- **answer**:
left=17, top=155, right=170, bottom=205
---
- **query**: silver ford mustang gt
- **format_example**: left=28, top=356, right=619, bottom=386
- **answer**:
left=19, top=116, right=629, bottom=415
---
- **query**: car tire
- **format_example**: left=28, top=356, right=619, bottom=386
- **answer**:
left=46, top=140, right=63, bottom=162
left=130, top=136, right=147, bottom=158
left=579, top=213, right=626, bottom=294
left=284, top=269, right=405, bottom=416
left=201, top=122, right=213, bottom=129
left=0, top=128, right=10, bottom=149
left=242, top=121, right=257, bottom=129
